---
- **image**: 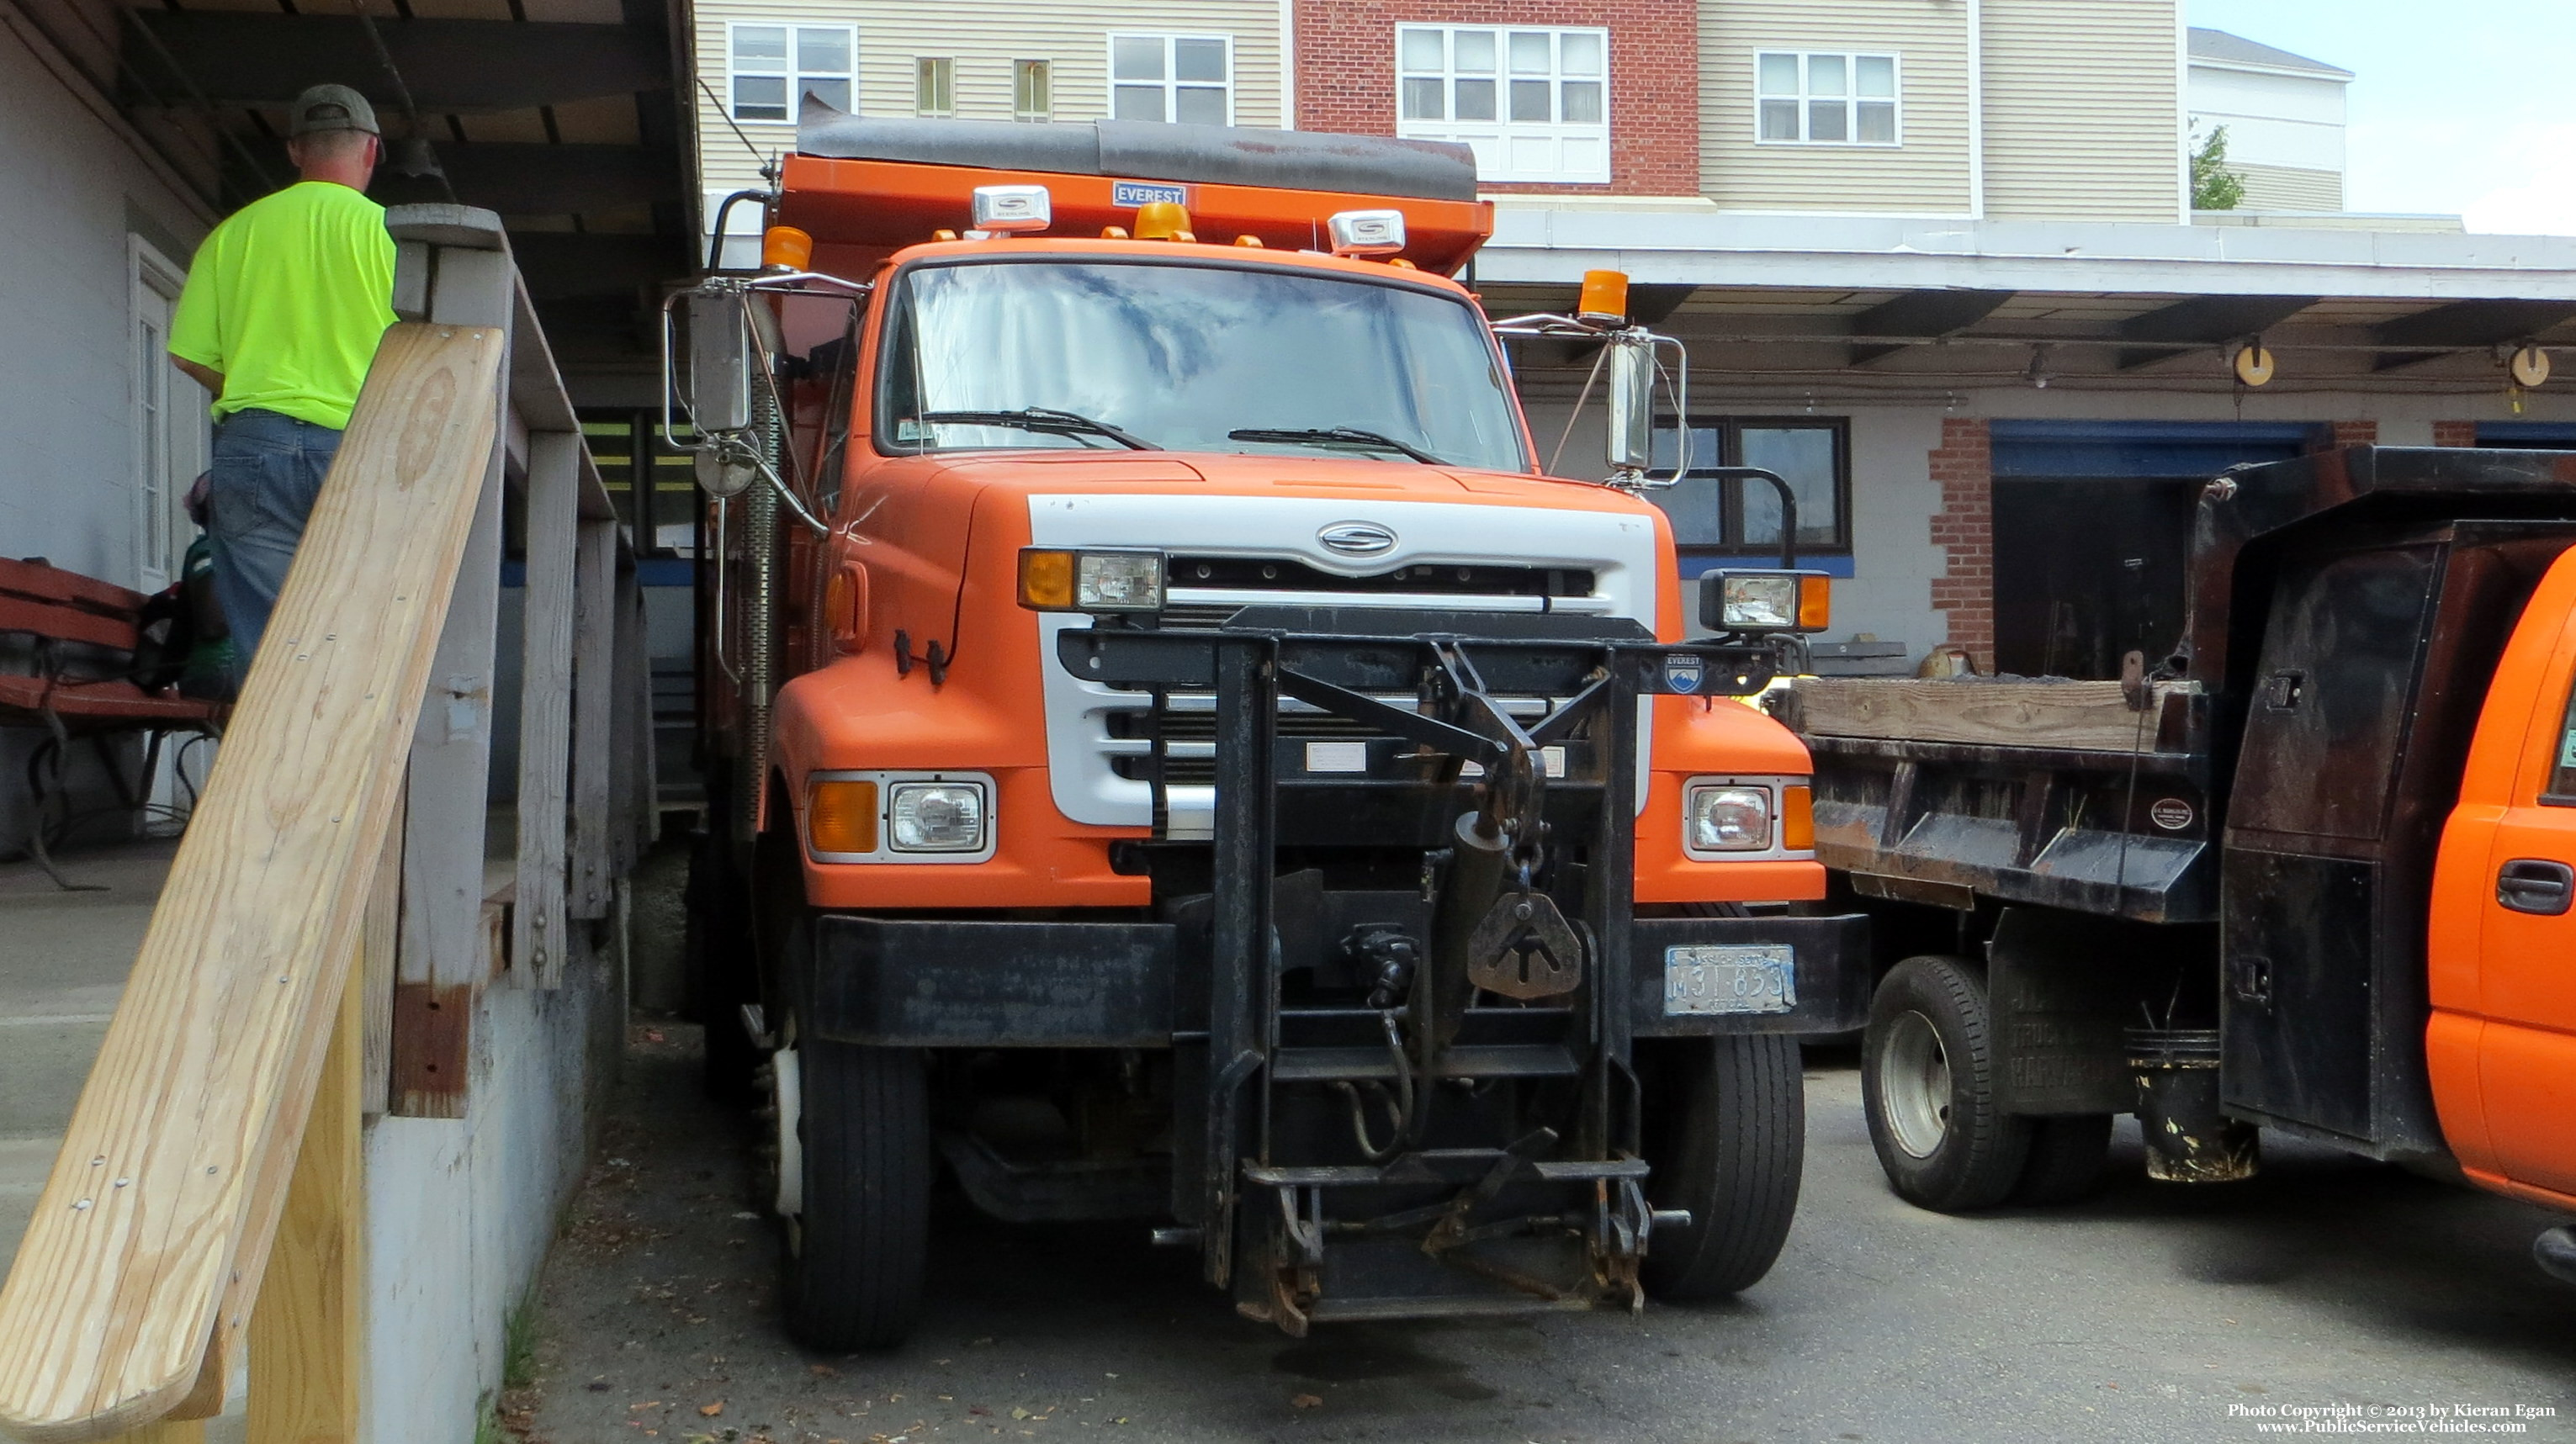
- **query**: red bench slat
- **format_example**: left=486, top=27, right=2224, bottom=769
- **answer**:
left=0, top=558, right=146, bottom=615
left=0, top=674, right=219, bottom=726
left=0, top=595, right=138, bottom=652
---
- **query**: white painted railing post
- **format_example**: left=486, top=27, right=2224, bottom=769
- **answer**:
left=516, top=431, right=582, bottom=987
left=386, top=207, right=513, bottom=1118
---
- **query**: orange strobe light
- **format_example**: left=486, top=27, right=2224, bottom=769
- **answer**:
left=1578, top=269, right=1630, bottom=325
left=1135, top=201, right=1193, bottom=241
left=762, top=225, right=814, bottom=272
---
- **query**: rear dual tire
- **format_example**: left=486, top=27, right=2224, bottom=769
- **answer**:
left=1863, top=955, right=2110, bottom=1212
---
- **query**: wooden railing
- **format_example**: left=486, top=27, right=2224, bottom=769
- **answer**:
left=0, top=207, right=646, bottom=1443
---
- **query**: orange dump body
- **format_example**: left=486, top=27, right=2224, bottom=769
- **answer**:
left=775, top=153, right=1495, bottom=279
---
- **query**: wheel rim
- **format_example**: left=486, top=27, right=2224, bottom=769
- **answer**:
left=1879, top=1009, right=1953, bottom=1160
left=769, top=1013, right=803, bottom=1255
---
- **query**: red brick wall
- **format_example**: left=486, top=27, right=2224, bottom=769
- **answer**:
left=1293, top=2, right=1698, bottom=194
left=2433, top=421, right=2478, bottom=447
left=1927, top=418, right=1994, bottom=669
left=2319, top=421, right=2377, bottom=450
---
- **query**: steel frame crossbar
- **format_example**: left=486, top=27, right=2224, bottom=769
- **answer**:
left=1057, top=609, right=1778, bottom=1304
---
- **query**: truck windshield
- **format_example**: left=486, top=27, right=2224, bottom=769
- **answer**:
left=877, top=258, right=1529, bottom=472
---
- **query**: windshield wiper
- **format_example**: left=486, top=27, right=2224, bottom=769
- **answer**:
left=915, top=407, right=1160, bottom=451
left=1227, top=427, right=1446, bottom=465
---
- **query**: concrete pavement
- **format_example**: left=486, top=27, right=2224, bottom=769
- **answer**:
left=517, top=1029, right=2576, bottom=1444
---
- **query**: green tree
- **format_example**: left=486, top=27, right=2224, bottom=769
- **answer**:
left=2192, top=124, right=2245, bottom=211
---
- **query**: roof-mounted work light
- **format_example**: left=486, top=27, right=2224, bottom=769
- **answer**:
left=1328, top=209, right=1407, bottom=257
left=971, top=184, right=1052, bottom=234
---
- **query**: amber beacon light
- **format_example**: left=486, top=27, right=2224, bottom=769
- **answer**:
left=762, top=225, right=814, bottom=272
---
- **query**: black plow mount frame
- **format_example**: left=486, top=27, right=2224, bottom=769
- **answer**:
left=1059, top=605, right=1778, bottom=1330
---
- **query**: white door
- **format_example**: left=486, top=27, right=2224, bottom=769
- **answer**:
left=131, top=237, right=207, bottom=592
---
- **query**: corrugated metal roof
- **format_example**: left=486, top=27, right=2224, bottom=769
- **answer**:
left=2187, top=28, right=2352, bottom=79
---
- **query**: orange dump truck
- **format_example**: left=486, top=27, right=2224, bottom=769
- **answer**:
left=665, top=114, right=1866, bottom=1346
left=1773, top=447, right=2576, bottom=1283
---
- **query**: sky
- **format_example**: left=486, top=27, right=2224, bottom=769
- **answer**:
left=2185, top=0, right=2576, bottom=233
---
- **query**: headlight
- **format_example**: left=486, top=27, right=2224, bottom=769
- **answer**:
left=1687, top=784, right=1772, bottom=852
left=888, top=781, right=988, bottom=852
left=1019, top=548, right=1164, bottom=612
left=1700, top=569, right=1831, bottom=632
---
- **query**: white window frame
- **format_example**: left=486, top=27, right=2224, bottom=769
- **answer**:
left=1752, top=50, right=1901, bottom=146
left=916, top=56, right=954, bottom=117
left=724, top=22, right=856, bottom=126
left=1394, top=24, right=1611, bottom=185
left=1106, top=33, right=1235, bottom=126
left=1014, top=58, right=1052, bottom=121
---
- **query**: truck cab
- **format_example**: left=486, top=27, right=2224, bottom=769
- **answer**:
left=678, top=114, right=1865, bottom=1346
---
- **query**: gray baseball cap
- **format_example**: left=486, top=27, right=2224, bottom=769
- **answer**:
left=288, top=84, right=380, bottom=137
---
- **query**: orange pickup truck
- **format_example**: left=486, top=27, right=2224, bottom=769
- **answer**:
left=1775, top=446, right=2576, bottom=1283
left=667, top=113, right=1865, bottom=1347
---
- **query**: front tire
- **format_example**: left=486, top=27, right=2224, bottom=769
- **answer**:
left=782, top=1037, right=932, bottom=1350
left=1863, top=955, right=2030, bottom=1212
left=1638, top=1034, right=1805, bottom=1300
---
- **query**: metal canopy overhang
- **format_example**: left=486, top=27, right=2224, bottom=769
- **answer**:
left=1475, top=210, right=2576, bottom=394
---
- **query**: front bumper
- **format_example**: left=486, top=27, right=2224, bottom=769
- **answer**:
left=808, top=910, right=1868, bottom=1047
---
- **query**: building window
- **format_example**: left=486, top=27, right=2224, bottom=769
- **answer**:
left=1755, top=51, right=1899, bottom=145
left=1014, top=59, right=1052, bottom=121
left=916, top=56, right=954, bottom=117
left=729, top=24, right=853, bottom=123
left=1648, top=419, right=1852, bottom=558
left=1110, top=34, right=1232, bottom=125
left=1397, top=25, right=1609, bottom=184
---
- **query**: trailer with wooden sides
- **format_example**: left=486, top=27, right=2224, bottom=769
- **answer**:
left=1775, top=446, right=2576, bottom=1281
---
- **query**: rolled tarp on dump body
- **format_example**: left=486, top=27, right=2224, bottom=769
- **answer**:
left=794, top=101, right=1481, bottom=202
left=777, top=100, right=1495, bottom=274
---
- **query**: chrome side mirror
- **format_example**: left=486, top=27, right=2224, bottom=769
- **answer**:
left=685, top=291, right=753, bottom=438
left=1606, top=333, right=1655, bottom=476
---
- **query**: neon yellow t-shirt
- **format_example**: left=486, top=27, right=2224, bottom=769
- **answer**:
left=169, top=180, right=397, bottom=431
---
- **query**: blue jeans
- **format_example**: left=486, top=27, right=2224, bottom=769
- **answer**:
left=206, top=408, right=342, bottom=688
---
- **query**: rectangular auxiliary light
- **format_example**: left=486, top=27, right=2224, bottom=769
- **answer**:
left=972, top=184, right=1052, bottom=234
left=1328, top=209, right=1406, bottom=257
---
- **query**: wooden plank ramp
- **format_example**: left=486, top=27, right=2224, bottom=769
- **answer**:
left=1784, top=677, right=2200, bottom=754
left=0, top=322, right=506, bottom=1443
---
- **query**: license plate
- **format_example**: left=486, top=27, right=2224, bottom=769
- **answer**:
left=1663, top=944, right=1797, bottom=1016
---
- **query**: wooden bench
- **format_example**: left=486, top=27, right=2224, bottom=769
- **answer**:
left=0, top=556, right=225, bottom=881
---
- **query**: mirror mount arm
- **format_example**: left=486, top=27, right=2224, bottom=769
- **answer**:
left=1693, top=466, right=1798, bottom=569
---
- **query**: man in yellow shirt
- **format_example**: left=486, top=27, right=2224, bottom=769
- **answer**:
left=168, top=83, right=398, bottom=687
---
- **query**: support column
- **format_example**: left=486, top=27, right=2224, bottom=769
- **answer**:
left=2434, top=421, right=2478, bottom=447
left=1927, top=417, right=1995, bottom=670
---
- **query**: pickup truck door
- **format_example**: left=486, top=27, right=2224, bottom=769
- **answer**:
left=2432, top=545, right=2576, bottom=1201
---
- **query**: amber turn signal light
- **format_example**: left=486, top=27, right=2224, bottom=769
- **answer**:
left=826, top=561, right=869, bottom=653
left=1780, top=785, right=1815, bottom=852
left=1797, top=574, right=1831, bottom=632
left=807, top=779, right=879, bottom=855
